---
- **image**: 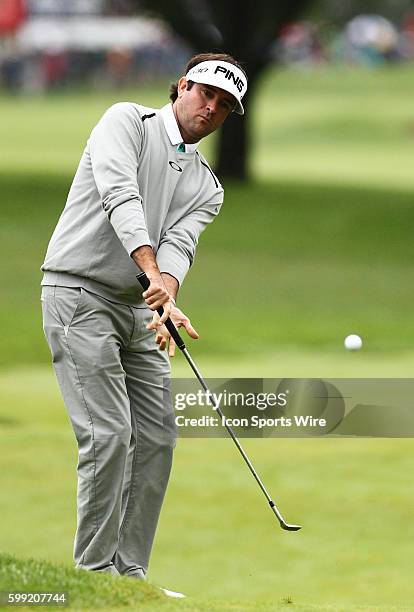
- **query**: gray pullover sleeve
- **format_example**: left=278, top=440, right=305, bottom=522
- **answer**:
left=89, top=103, right=152, bottom=255
left=156, top=198, right=223, bottom=285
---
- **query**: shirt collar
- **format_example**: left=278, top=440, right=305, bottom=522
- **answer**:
left=160, top=103, right=199, bottom=153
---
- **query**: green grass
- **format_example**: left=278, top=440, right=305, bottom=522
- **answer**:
left=0, top=83, right=169, bottom=176
left=0, top=553, right=164, bottom=610
left=0, top=557, right=411, bottom=612
left=1, top=365, right=414, bottom=611
left=2, top=174, right=414, bottom=366
left=4, top=558, right=407, bottom=612
left=253, top=65, right=414, bottom=191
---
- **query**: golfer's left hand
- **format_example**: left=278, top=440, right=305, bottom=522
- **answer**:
left=147, top=306, right=199, bottom=356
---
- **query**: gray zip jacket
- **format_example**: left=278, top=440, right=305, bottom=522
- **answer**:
left=41, top=102, right=224, bottom=305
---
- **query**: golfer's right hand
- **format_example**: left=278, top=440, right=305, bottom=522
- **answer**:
left=147, top=306, right=199, bottom=356
left=142, top=275, right=172, bottom=325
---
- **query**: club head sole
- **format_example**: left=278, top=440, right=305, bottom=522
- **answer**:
left=280, top=522, right=302, bottom=531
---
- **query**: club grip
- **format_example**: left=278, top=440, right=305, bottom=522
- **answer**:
left=136, top=272, right=186, bottom=350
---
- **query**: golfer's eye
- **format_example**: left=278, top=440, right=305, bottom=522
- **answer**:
left=202, top=88, right=213, bottom=99
left=220, top=100, right=232, bottom=111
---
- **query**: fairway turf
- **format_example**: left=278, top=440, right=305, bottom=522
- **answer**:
left=254, top=65, right=414, bottom=191
left=1, top=365, right=414, bottom=610
left=2, top=557, right=410, bottom=612
left=1, top=557, right=412, bottom=612
left=1, top=65, right=414, bottom=610
left=2, top=176, right=414, bottom=366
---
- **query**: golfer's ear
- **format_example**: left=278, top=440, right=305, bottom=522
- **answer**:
left=177, top=77, right=187, bottom=97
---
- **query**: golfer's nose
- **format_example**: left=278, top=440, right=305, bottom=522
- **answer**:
left=206, top=97, right=218, bottom=114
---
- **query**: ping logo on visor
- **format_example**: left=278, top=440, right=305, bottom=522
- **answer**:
left=186, top=60, right=248, bottom=115
left=214, top=65, right=245, bottom=93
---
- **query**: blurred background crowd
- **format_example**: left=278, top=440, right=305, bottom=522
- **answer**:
left=1, top=0, right=414, bottom=93
left=0, top=0, right=189, bottom=92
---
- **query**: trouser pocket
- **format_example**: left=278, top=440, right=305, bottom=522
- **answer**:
left=41, top=285, right=84, bottom=337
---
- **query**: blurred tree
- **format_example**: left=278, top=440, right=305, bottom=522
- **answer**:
left=137, top=0, right=313, bottom=179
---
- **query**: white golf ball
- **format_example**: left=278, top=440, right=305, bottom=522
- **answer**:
left=344, top=334, right=362, bottom=351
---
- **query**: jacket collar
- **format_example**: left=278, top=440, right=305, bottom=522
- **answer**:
left=160, top=103, right=199, bottom=153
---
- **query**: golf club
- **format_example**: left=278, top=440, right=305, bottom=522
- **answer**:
left=137, top=272, right=302, bottom=532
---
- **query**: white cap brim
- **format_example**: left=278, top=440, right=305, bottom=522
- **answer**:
left=186, top=60, right=247, bottom=115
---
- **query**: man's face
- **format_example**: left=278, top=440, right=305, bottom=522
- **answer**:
left=173, top=78, right=236, bottom=143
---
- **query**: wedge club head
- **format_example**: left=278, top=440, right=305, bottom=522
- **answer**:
left=270, top=502, right=302, bottom=531
left=280, top=521, right=302, bottom=532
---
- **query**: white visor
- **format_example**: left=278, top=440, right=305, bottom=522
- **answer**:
left=185, top=60, right=247, bottom=115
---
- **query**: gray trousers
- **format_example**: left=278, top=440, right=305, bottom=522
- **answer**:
left=41, top=285, right=176, bottom=576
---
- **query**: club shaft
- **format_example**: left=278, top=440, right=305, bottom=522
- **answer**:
left=135, top=272, right=299, bottom=529
left=182, top=347, right=275, bottom=506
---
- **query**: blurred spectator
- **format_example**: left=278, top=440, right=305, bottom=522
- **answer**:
left=274, top=21, right=328, bottom=66
left=19, top=52, right=44, bottom=91
left=106, top=47, right=133, bottom=86
left=66, top=50, right=105, bottom=86
left=399, top=10, right=414, bottom=61
left=343, top=14, right=400, bottom=65
left=0, top=0, right=26, bottom=90
left=1, top=52, right=23, bottom=88
left=0, top=37, right=23, bottom=89
left=104, top=0, right=136, bottom=16
left=41, top=50, right=67, bottom=88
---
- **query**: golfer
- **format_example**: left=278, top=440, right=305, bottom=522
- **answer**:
left=41, top=52, right=247, bottom=586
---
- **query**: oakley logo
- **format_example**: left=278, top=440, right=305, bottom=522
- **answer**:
left=214, top=66, right=245, bottom=93
left=169, top=161, right=182, bottom=172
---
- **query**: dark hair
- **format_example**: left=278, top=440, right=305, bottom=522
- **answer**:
left=169, top=52, right=246, bottom=103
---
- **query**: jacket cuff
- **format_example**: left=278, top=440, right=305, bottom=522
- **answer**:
left=124, top=232, right=152, bottom=256
left=156, top=249, right=190, bottom=286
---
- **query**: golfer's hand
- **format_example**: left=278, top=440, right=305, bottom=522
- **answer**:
left=142, top=275, right=171, bottom=325
left=147, top=306, right=199, bottom=356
